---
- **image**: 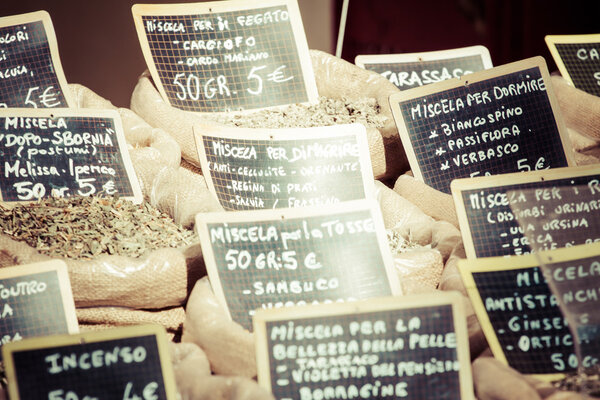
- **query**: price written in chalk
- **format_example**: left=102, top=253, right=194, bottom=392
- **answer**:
left=133, top=1, right=318, bottom=112
left=0, top=110, right=142, bottom=204
left=390, top=57, right=572, bottom=194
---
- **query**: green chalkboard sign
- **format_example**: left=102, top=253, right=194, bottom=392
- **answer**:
left=132, top=0, right=318, bottom=112
left=0, top=109, right=142, bottom=204
left=3, top=325, right=177, bottom=400
left=390, top=57, right=574, bottom=194
left=254, top=293, right=474, bottom=400
left=195, top=123, right=374, bottom=210
left=0, top=260, right=78, bottom=359
left=0, top=11, right=73, bottom=108
left=356, top=45, right=492, bottom=91
left=195, top=199, right=401, bottom=331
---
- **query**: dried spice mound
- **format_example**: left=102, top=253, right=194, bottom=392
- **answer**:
left=0, top=197, right=197, bottom=260
left=553, top=365, right=600, bottom=397
left=206, top=96, right=388, bottom=129
left=386, top=229, right=427, bottom=255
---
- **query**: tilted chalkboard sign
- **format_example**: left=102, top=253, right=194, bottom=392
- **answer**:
left=389, top=57, right=574, bottom=195
left=132, top=0, right=318, bottom=112
left=0, top=109, right=143, bottom=204
left=0, top=11, right=73, bottom=108
left=194, top=123, right=374, bottom=211
left=0, top=260, right=78, bottom=358
left=254, top=293, right=474, bottom=400
left=195, top=199, right=401, bottom=331
left=3, top=324, right=177, bottom=400
left=546, top=34, right=600, bottom=97
left=459, top=254, right=579, bottom=379
left=451, top=165, right=600, bottom=259
left=356, top=45, right=492, bottom=91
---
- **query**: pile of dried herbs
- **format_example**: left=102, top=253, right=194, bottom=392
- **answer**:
left=553, top=365, right=600, bottom=397
left=206, top=96, right=389, bottom=129
left=0, top=196, right=197, bottom=260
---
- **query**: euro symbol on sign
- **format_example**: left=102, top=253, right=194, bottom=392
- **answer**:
left=102, top=180, right=117, bottom=195
left=39, top=86, right=61, bottom=108
left=267, top=65, right=294, bottom=83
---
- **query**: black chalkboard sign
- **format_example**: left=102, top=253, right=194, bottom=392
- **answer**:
left=254, top=293, right=474, bottom=400
left=0, top=11, right=73, bottom=108
left=451, top=165, right=600, bottom=259
left=3, top=325, right=177, bottom=400
left=0, top=260, right=78, bottom=359
left=132, top=0, right=318, bottom=112
left=459, top=254, right=578, bottom=378
left=0, top=109, right=143, bottom=204
left=389, top=57, right=573, bottom=194
left=195, top=123, right=374, bottom=211
left=356, top=45, right=492, bottom=91
left=546, top=34, right=600, bottom=97
left=195, top=199, right=401, bottom=331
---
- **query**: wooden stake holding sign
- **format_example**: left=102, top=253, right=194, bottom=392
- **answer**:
left=0, top=109, right=143, bottom=205
left=0, top=260, right=78, bottom=355
left=451, top=165, right=600, bottom=259
left=3, top=325, right=177, bottom=399
left=0, top=11, right=73, bottom=108
left=546, top=34, right=600, bottom=97
left=195, top=199, right=401, bottom=331
left=132, top=0, right=318, bottom=113
left=194, top=123, right=374, bottom=211
left=389, top=57, right=574, bottom=195
left=254, top=293, right=474, bottom=400
left=356, top=45, right=492, bottom=91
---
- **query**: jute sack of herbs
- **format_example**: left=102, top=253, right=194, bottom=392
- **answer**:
left=130, top=49, right=409, bottom=181
left=0, top=84, right=222, bottom=338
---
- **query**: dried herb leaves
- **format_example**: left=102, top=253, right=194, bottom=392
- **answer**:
left=0, top=197, right=197, bottom=260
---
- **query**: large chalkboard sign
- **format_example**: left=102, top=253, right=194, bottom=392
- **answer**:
left=459, top=254, right=578, bottom=378
left=254, top=293, right=474, bottom=400
left=546, top=34, right=600, bottom=97
left=195, top=123, right=374, bottom=211
left=132, top=0, right=318, bottom=112
left=195, top=199, right=401, bottom=331
left=389, top=57, right=573, bottom=194
left=451, top=165, right=600, bottom=259
left=3, top=325, right=177, bottom=400
left=0, top=260, right=78, bottom=358
left=0, top=11, right=73, bottom=108
left=356, top=45, right=492, bottom=91
left=0, top=109, right=143, bottom=204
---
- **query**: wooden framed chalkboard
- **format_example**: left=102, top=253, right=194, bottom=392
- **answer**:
left=132, top=0, right=318, bottom=113
left=356, top=45, right=492, bottom=91
left=195, top=199, right=401, bottom=331
left=254, top=292, right=474, bottom=400
left=389, top=57, right=574, bottom=194
left=451, top=165, right=600, bottom=259
left=194, top=123, right=375, bottom=211
left=3, top=324, right=177, bottom=400
left=0, top=260, right=78, bottom=357
left=546, top=34, right=600, bottom=97
left=459, top=254, right=577, bottom=379
left=0, top=108, right=143, bottom=205
left=0, top=11, right=73, bottom=108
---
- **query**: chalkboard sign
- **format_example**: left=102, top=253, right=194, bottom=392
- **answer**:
left=0, top=260, right=78, bottom=358
left=132, top=0, right=318, bottom=112
left=0, top=109, right=143, bottom=204
left=459, top=254, right=579, bottom=378
left=195, top=123, right=374, bottom=211
left=451, top=165, right=600, bottom=259
left=3, top=324, right=177, bottom=400
left=0, top=11, right=73, bottom=108
left=254, top=293, right=474, bottom=400
left=195, top=199, right=401, bottom=331
left=546, top=34, right=600, bottom=97
left=356, top=45, right=492, bottom=91
left=389, top=57, right=573, bottom=194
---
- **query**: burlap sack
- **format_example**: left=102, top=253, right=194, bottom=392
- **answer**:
left=130, top=50, right=409, bottom=180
